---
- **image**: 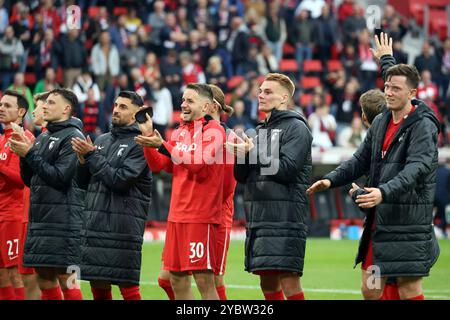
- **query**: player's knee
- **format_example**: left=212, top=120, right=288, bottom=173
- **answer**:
left=8, top=268, right=23, bottom=287
left=361, top=285, right=382, bottom=300
left=170, top=274, right=190, bottom=290
left=0, top=268, right=10, bottom=285
left=260, top=277, right=281, bottom=293
left=193, top=273, right=215, bottom=291
left=214, top=275, right=223, bottom=288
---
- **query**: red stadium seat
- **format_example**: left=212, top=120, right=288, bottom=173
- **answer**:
left=227, top=76, right=245, bottom=90
left=300, top=76, right=321, bottom=90
left=113, top=7, right=128, bottom=16
left=279, top=59, right=298, bottom=72
left=299, top=94, right=313, bottom=106
left=328, top=60, right=343, bottom=72
left=303, top=60, right=323, bottom=73
left=88, top=6, right=101, bottom=18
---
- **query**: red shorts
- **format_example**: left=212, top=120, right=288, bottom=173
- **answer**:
left=163, top=222, right=218, bottom=273
left=19, top=222, right=35, bottom=275
left=362, top=238, right=374, bottom=271
left=215, top=226, right=231, bottom=276
left=0, top=221, right=22, bottom=268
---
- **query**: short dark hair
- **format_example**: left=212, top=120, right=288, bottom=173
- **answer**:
left=48, top=88, right=79, bottom=116
left=186, top=83, right=213, bottom=101
left=33, top=91, right=50, bottom=103
left=3, top=90, right=29, bottom=117
left=118, top=91, right=144, bottom=108
left=359, top=89, right=386, bottom=125
left=385, top=64, right=421, bottom=89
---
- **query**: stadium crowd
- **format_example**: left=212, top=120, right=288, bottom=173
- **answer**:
left=0, top=0, right=449, bottom=148
left=0, top=0, right=448, bottom=302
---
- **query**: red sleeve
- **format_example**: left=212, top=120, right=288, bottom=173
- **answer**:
left=166, top=124, right=225, bottom=174
left=0, top=150, right=24, bottom=188
left=144, top=146, right=173, bottom=173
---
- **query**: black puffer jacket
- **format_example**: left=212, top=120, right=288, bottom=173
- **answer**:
left=234, top=109, right=312, bottom=274
left=324, top=101, right=440, bottom=277
left=75, top=124, right=152, bottom=285
left=20, top=118, right=85, bottom=268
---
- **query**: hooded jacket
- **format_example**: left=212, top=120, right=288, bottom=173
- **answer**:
left=20, top=118, right=85, bottom=268
left=75, top=124, right=152, bottom=285
left=234, top=109, right=312, bottom=274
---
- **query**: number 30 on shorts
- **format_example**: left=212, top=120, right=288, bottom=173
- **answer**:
left=189, top=242, right=205, bottom=260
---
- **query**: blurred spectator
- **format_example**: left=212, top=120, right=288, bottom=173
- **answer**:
left=10, top=4, right=33, bottom=72
left=414, top=41, right=440, bottom=82
left=341, top=43, right=358, bottom=77
left=385, top=16, right=407, bottom=43
left=382, top=4, right=397, bottom=28
left=180, top=51, right=206, bottom=90
left=393, top=40, right=408, bottom=65
left=193, top=0, right=213, bottom=27
left=337, top=116, right=366, bottom=148
left=91, top=30, right=120, bottom=91
left=30, top=28, right=60, bottom=80
left=0, top=0, right=8, bottom=35
left=230, top=79, right=249, bottom=110
left=226, top=16, right=249, bottom=75
left=434, top=161, right=450, bottom=237
left=295, top=0, right=326, bottom=19
left=236, top=43, right=259, bottom=78
left=130, top=67, right=154, bottom=104
left=357, top=29, right=378, bottom=92
left=160, top=49, right=183, bottom=109
left=308, top=94, right=336, bottom=148
left=262, top=0, right=287, bottom=62
left=201, top=31, right=232, bottom=78
left=338, top=0, right=355, bottom=23
left=417, top=70, right=438, bottom=102
left=226, top=99, right=253, bottom=131
left=0, top=26, right=24, bottom=90
left=313, top=4, right=340, bottom=69
left=205, top=55, right=227, bottom=91
left=439, top=38, right=450, bottom=99
left=187, top=29, right=203, bottom=66
left=124, top=7, right=142, bottom=33
left=39, top=0, right=61, bottom=36
left=176, top=6, right=191, bottom=36
left=7, top=72, right=34, bottom=126
left=147, top=0, right=166, bottom=48
left=82, top=88, right=102, bottom=141
left=150, top=77, right=173, bottom=140
left=34, top=67, right=59, bottom=94
left=59, top=29, right=87, bottom=88
left=109, top=14, right=129, bottom=53
left=243, top=79, right=260, bottom=125
left=214, top=0, right=234, bottom=44
left=141, top=51, right=160, bottom=86
left=293, top=9, right=313, bottom=74
left=121, top=32, right=146, bottom=71
left=335, top=78, right=360, bottom=128
left=160, top=12, right=187, bottom=54
left=256, top=44, right=278, bottom=75
left=86, top=6, right=110, bottom=43
left=342, top=3, right=366, bottom=45
left=72, top=69, right=101, bottom=105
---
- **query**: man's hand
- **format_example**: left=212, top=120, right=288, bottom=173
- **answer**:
left=349, top=182, right=360, bottom=197
left=354, top=187, right=383, bottom=208
left=225, top=133, right=254, bottom=159
left=306, top=179, right=331, bottom=195
left=9, top=133, right=33, bottom=157
left=71, top=136, right=96, bottom=157
left=370, top=32, right=393, bottom=61
left=137, top=113, right=154, bottom=137
left=135, top=129, right=163, bottom=148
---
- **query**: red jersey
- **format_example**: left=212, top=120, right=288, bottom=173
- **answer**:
left=382, top=105, right=416, bottom=157
left=0, top=128, right=34, bottom=222
left=221, top=130, right=238, bottom=227
left=144, top=117, right=226, bottom=224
